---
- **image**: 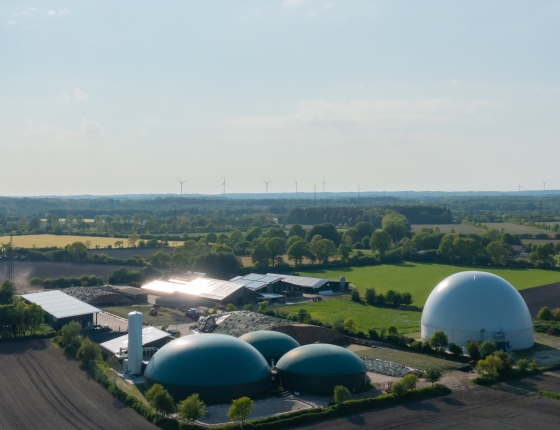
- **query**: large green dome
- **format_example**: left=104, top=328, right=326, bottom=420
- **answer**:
left=144, top=334, right=271, bottom=404
left=239, top=330, right=300, bottom=365
left=276, top=344, right=367, bottom=395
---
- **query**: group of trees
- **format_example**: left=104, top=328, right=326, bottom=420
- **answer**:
left=351, top=287, right=413, bottom=307
left=0, top=284, right=44, bottom=338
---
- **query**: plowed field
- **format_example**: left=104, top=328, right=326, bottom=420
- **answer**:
left=0, top=340, right=157, bottom=430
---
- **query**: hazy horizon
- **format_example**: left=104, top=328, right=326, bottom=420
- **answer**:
left=2, top=1, right=559, bottom=196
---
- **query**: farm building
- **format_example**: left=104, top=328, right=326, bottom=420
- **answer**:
left=142, top=277, right=261, bottom=307
left=144, top=334, right=271, bottom=404
left=239, top=330, right=300, bottom=365
left=100, top=326, right=172, bottom=359
left=64, top=286, right=133, bottom=306
left=421, top=271, right=534, bottom=350
left=21, top=290, right=101, bottom=330
left=276, top=344, right=367, bottom=395
left=230, top=273, right=349, bottom=295
left=115, top=287, right=149, bottom=304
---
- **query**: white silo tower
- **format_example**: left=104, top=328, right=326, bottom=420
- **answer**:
left=128, top=311, right=143, bottom=375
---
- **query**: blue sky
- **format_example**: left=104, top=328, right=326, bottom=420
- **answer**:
left=1, top=1, right=559, bottom=195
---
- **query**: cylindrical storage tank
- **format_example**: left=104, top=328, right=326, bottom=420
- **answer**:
left=239, top=330, right=300, bottom=366
left=276, top=344, right=367, bottom=395
left=421, top=271, right=534, bottom=350
left=128, top=311, right=143, bottom=375
left=144, top=334, right=271, bottom=404
left=340, top=276, right=346, bottom=290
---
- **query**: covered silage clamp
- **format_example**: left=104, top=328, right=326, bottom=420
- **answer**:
left=239, top=330, right=300, bottom=365
left=144, top=334, right=271, bottom=404
left=276, top=344, right=367, bottom=395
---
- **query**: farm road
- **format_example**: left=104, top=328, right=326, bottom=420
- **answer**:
left=0, top=340, right=158, bottom=430
left=295, top=373, right=560, bottom=430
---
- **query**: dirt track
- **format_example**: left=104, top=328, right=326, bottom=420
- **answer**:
left=295, top=373, right=560, bottom=429
left=0, top=340, right=158, bottom=430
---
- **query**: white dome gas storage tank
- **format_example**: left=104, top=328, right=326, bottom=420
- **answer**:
left=421, top=271, right=534, bottom=350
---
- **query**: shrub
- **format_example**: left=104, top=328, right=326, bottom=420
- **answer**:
left=226, top=303, right=237, bottom=312
left=145, top=384, right=175, bottom=418
left=530, top=360, right=539, bottom=370
left=538, top=306, right=553, bottom=321
left=553, top=308, right=560, bottom=321
left=423, top=366, right=442, bottom=386
left=448, top=342, right=463, bottom=357
left=29, top=277, right=43, bottom=286
left=466, top=341, right=481, bottom=361
left=350, top=289, right=360, bottom=302
left=76, top=338, right=101, bottom=364
left=401, top=374, right=418, bottom=389
left=429, top=331, right=448, bottom=352
left=368, top=329, right=379, bottom=341
left=479, top=341, right=497, bottom=358
left=391, top=381, right=407, bottom=397
left=476, top=355, right=502, bottom=378
left=334, top=385, right=351, bottom=404
left=178, top=393, right=206, bottom=424
left=517, top=359, right=529, bottom=371
left=365, top=288, right=376, bottom=305
left=227, top=397, right=254, bottom=426
left=412, top=340, right=423, bottom=352
left=387, top=325, right=398, bottom=336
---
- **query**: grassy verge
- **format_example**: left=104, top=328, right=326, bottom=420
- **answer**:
left=354, top=347, right=461, bottom=373
left=101, top=305, right=192, bottom=327
left=539, top=391, right=560, bottom=400
left=0, top=324, right=55, bottom=342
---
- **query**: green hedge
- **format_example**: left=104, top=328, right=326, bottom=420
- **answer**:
left=472, top=368, right=541, bottom=385
left=539, top=391, right=560, bottom=401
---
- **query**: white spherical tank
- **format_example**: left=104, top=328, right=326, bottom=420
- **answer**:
left=421, top=271, right=534, bottom=350
left=128, top=311, right=143, bottom=375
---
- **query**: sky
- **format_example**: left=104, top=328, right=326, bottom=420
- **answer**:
left=1, top=1, right=559, bottom=196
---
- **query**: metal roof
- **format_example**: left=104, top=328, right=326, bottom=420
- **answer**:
left=21, top=290, right=101, bottom=319
left=142, top=277, right=246, bottom=300
left=228, top=273, right=282, bottom=291
left=100, top=326, right=171, bottom=355
left=267, top=273, right=329, bottom=289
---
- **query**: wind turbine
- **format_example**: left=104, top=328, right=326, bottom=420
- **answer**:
left=295, top=181, right=298, bottom=194
left=262, top=180, right=272, bottom=194
left=542, top=180, right=548, bottom=191
left=322, top=177, right=326, bottom=193
left=177, top=179, right=187, bottom=195
left=518, top=184, right=522, bottom=192
left=219, top=178, right=229, bottom=196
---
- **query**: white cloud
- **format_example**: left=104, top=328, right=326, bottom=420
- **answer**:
left=231, top=98, right=463, bottom=129
left=79, top=119, right=104, bottom=136
left=324, top=3, right=333, bottom=10
left=5, top=20, right=17, bottom=26
left=12, top=7, right=37, bottom=17
left=73, top=87, right=88, bottom=100
left=58, top=9, right=71, bottom=16
left=306, top=11, right=317, bottom=18
left=450, top=79, right=460, bottom=85
left=47, top=10, right=55, bottom=17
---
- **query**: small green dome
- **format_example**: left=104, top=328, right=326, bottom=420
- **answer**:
left=276, top=344, right=366, bottom=376
left=239, top=330, right=300, bottom=364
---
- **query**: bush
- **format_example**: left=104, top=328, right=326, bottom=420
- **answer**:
left=517, top=359, right=529, bottom=371
left=350, top=289, right=360, bottom=302
left=448, top=342, right=463, bottom=357
left=479, top=341, right=497, bottom=358
left=391, top=381, right=407, bottom=396
left=466, top=341, right=481, bottom=361
left=76, top=338, right=102, bottom=364
left=429, top=331, right=448, bottom=352
left=334, top=385, right=351, bottom=404
left=423, top=366, right=442, bottom=386
left=365, top=288, right=376, bottom=305
left=401, top=374, right=418, bottom=389
left=368, top=329, right=379, bottom=341
left=538, top=306, right=553, bottom=321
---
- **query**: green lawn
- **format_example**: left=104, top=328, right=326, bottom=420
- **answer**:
left=299, top=263, right=560, bottom=306
left=353, top=347, right=459, bottom=373
left=101, top=305, right=192, bottom=327
left=279, top=298, right=422, bottom=334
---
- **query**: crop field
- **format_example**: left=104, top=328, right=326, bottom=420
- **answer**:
left=0, top=234, right=184, bottom=249
left=299, top=263, right=560, bottom=306
left=483, top=222, right=553, bottom=236
left=280, top=299, right=422, bottom=334
left=0, top=340, right=158, bottom=430
left=101, top=305, right=192, bottom=327
left=410, top=224, right=483, bottom=234
left=353, top=347, right=460, bottom=372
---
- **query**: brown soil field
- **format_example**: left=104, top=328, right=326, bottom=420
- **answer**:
left=484, top=222, right=553, bottom=237
left=240, top=254, right=315, bottom=268
left=410, top=224, right=483, bottom=234
left=519, top=282, right=560, bottom=317
left=1, top=234, right=184, bottom=249
left=0, top=340, right=158, bottom=430
left=295, top=372, right=560, bottom=430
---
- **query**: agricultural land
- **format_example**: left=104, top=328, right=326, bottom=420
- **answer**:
left=0, top=340, right=158, bottom=430
left=410, top=224, right=483, bottom=234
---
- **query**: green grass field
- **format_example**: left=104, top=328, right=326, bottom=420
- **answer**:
left=353, top=347, right=459, bottom=372
left=299, top=263, right=560, bottom=306
left=101, top=305, right=191, bottom=327
left=280, top=299, right=422, bottom=334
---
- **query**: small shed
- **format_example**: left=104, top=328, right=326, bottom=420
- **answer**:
left=117, top=287, right=149, bottom=304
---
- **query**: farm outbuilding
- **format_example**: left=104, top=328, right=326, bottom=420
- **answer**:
left=239, top=330, right=300, bottom=365
left=144, top=334, right=271, bottom=404
left=99, top=326, right=172, bottom=358
left=116, top=287, right=149, bottom=304
left=21, top=290, right=101, bottom=330
left=421, top=271, right=534, bottom=350
left=276, top=344, right=367, bottom=395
